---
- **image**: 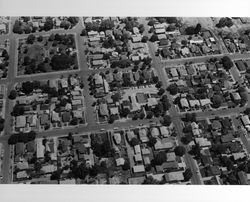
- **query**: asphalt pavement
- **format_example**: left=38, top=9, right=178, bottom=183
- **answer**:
left=0, top=17, right=250, bottom=184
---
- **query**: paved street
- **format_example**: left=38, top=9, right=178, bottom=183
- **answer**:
left=146, top=37, right=202, bottom=184
left=0, top=17, right=250, bottom=184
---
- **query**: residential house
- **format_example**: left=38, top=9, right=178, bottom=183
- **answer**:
left=36, top=138, right=45, bottom=158
left=15, top=143, right=25, bottom=155
left=155, top=28, right=165, bottom=34
left=180, top=98, right=189, bottom=109
left=154, top=138, right=174, bottom=150
left=40, top=114, right=50, bottom=125
left=165, top=171, right=184, bottom=182
left=151, top=127, right=160, bottom=138
left=132, top=165, right=145, bottom=173
left=139, top=128, right=149, bottom=142
left=231, top=92, right=241, bottom=103
left=160, top=126, right=169, bottom=137
left=241, top=115, right=250, bottom=126
left=16, top=116, right=26, bottom=128
left=62, top=112, right=71, bottom=123
left=94, top=74, right=103, bottom=87
left=195, top=137, right=212, bottom=147
left=99, top=103, right=109, bottom=117
left=235, top=60, right=246, bottom=72
left=211, top=120, right=222, bottom=131
left=116, top=158, right=125, bottom=166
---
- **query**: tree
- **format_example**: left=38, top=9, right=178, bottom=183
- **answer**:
left=167, top=84, right=178, bottom=95
left=80, top=29, right=87, bottom=36
left=51, top=54, right=73, bottom=70
left=185, top=26, right=195, bottom=35
left=141, top=36, right=149, bottom=43
left=194, top=23, right=201, bottom=34
left=44, top=17, right=54, bottom=31
left=166, top=17, right=178, bottom=24
left=139, top=24, right=145, bottom=33
left=27, top=131, right=36, bottom=141
left=212, top=95, right=222, bottom=108
left=152, top=76, right=159, bottom=83
left=132, top=114, right=138, bottom=120
left=70, top=117, right=78, bottom=125
left=13, top=20, right=23, bottom=34
left=221, top=56, right=233, bottom=70
left=146, top=111, right=154, bottom=119
left=238, top=86, right=246, bottom=93
left=148, top=20, right=156, bottom=26
left=8, top=134, right=19, bottom=145
left=8, top=90, right=17, bottom=100
left=220, top=156, right=234, bottom=171
left=181, top=134, right=193, bottom=145
left=143, top=176, right=161, bottom=184
left=11, top=105, right=25, bottom=116
left=22, top=81, right=34, bottom=95
left=26, top=34, right=36, bottom=44
left=37, top=35, right=43, bottom=42
left=161, top=96, right=171, bottom=111
left=139, top=113, right=145, bottom=119
left=0, top=121, right=4, bottom=132
left=34, top=161, right=42, bottom=172
left=183, top=168, right=193, bottom=181
left=111, top=93, right=121, bottom=102
left=162, top=115, right=172, bottom=126
left=153, top=151, right=167, bottom=165
left=0, top=116, right=5, bottom=124
left=109, top=114, right=116, bottom=124
left=120, top=108, right=130, bottom=117
left=1, top=49, right=9, bottom=60
left=216, top=17, right=233, bottom=28
left=189, top=144, right=201, bottom=158
left=150, top=34, right=158, bottom=42
left=60, top=98, right=68, bottom=107
left=244, top=108, right=250, bottom=115
left=148, top=136, right=157, bottom=147
left=211, top=144, right=227, bottom=154
left=50, top=170, right=61, bottom=181
left=48, top=33, right=55, bottom=41
left=89, top=165, right=99, bottom=177
left=68, top=132, right=73, bottom=142
left=37, top=62, right=46, bottom=72
left=174, top=146, right=186, bottom=157
left=158, top=88, right=165, bottom=96
left=181, top=40, right=188, bottom=46
left=130, top=137, right=140, bottom=146
left=156, top=81, right=162, bottom=88
left=122, top=160, right=130, bottom=170
left=99, top=19, right=115, bottom=31
left=145, top=164, right=152, bottom=172
left=240, top=92, right=248, bottom=106
left=185, top=113, right=197, bottom=122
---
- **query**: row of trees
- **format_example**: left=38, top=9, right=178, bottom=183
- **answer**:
left=13, top=17, right=79, bottom=34
left=0, top=117, right=5, bottom=132
left=185, top=23, right=202, bottom=35
left=84, top=19, right=115, bottom=33
left=8, top=131, right=37, bottom=145
left=216, top=18, right=233, bottom=28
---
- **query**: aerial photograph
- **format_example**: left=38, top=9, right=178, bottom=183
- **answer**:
left=1, top=16, right=250, bottom=185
